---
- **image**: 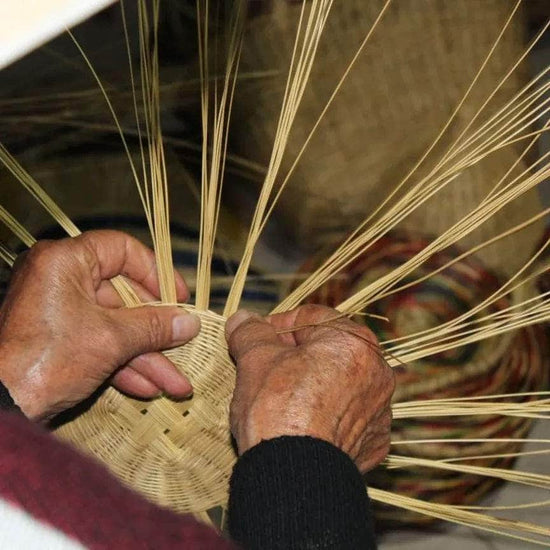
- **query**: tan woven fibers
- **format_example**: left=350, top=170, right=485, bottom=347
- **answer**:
left=0, top=151, right=255, bottom=281
left=55, top=306, right=237, bottom=513
left=296, top=232, right=548, bottom=524
left=227, top=0, right=544, bottom=277
left=0, top=0, right=547, bottom=530
left=377, top=322, right=549, bottom=525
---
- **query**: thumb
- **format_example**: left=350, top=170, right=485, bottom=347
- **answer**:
left=106, top=306, right=201, bottom=362
left=225, top=309, right=283, bottom=363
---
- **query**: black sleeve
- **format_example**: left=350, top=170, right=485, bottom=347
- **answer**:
left=0, top=380, right=21, bottom=413
left=228, top=436, right=377, bottom=550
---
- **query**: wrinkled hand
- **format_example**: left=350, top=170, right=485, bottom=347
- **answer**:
left=226, top=305, right=395, bottom=473
left=0, top=230, right=200, bottom=422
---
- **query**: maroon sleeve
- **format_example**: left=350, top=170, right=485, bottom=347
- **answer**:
left=0, top=411, right=236, bottom=549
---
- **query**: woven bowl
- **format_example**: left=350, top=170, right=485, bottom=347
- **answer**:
left=48, top=217, right=278, bottom=515
left=55, top=306, right=236, bottom=514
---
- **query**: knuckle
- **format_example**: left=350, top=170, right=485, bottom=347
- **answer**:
left=381, top=362, right=397, bottom=396
left=352, top=336, right=371, bottom=360
left=375, top=439, right=391, bottom=464
left=339, top=326, right=380, bottom=363
left=228, top=325, right=262, bottom=361
left=76, top=234, right=101, bottom=278
left=80, top=229, right=119, bottom=244
left=26, top=240, right=56, bottom=267
left=372, top=436, right=392, bottom=464
left=355, top=322, right=379, bottom=345
left=147, top=310, right=168, bottom=348
left=381, top=409, right=393, bottom=432
left=228, top=319, right=253, bottom=347
left=227, top=325, right=246, bottom=354
left=227, top=333, right=244, bottom=361
left=296, top=303, right=326, bottom=317
left=295, top=303, right=337, bottom=326
left=23, top=240, right=69, bottom=281
left=342, top=339, right=374, bottom=374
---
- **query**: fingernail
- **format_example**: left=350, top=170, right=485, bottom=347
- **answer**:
left=172, top=314, right=201, bottom=343
left=226, top=309, right=255, bottom=336
left=163, top=387, right=194, bottom=400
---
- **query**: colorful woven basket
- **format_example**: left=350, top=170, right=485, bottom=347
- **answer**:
left=299, top=232, right=549, bottom=525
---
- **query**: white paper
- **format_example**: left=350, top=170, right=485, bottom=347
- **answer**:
left=0, top=0, right=117, bottom=69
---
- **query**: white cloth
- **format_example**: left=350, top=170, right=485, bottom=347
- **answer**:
left=0, top=498, right=85, bottom=549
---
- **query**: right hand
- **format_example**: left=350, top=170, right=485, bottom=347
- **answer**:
left=0, top=231, right=200, bottom=421
left=225, top=304, right=395, bottom=473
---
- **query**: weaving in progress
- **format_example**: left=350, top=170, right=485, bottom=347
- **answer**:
left=0, top=0, right=549, bottom=546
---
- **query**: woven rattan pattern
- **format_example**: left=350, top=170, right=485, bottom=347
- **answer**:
left=55, top=306, right=236, bottom=513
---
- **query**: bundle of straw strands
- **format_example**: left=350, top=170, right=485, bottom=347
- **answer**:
left=1, top=0, right=550, bottom=545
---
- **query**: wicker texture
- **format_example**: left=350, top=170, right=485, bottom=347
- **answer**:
left=56, top=307, right=236, bottom=513
left=55, top=231, right=548, bottom=518
left=0, top=0, right=546, bottom=526
left=228, top=0, right=543, bottom=277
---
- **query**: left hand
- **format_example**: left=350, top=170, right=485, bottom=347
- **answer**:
left=0, top=230, right=200, bottom=422
left=226, top=305, right=395, bottom=473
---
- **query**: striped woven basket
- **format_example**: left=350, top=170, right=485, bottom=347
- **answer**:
left=298, top=232, right=549, bottom=525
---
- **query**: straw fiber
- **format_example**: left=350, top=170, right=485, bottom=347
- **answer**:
left=0, top=0, right=547, bottom=535
left=378, top=323, right=549, bottom=525
left=55, top=306, right=236, bottom=513
left=228, top=0, right=543, bottom=277
left=0, top=150, right=279, bottom=313
left=54, top=230, right=548, bottom=518
left=299, top=232, right=548, bottom=524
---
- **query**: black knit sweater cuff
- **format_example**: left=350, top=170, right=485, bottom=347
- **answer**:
left=0, top=380, right=20, bottom=413
left=228, top=436, right=377, bottom=550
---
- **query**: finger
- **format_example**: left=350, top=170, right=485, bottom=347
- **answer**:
left=75, top=230, right=190, bottom=302
left=266, top=305, right=344, bottom=345
left=356, top=436, right=392, bottom=473
left=106, top=306, right=201, bottom=363
left=127, top=352, right=193, bottom=398
left=173, top=269, right=189, bottom=303
left=347, top=406, right=392, bottom=460
left=225, top=309, right=286, bottom=363
left=96, top=279, right=157, bottom=308
left=263, top=309, right=303, bottom=346
left=111, top=367, right=162, bottom=399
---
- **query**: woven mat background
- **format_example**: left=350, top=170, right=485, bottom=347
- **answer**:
left=226, top=0, right=544, bottom=278
left=1, top=1, right=544, bottom=280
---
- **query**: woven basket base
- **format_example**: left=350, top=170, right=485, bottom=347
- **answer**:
left=55, top=307, right=236, bottom=514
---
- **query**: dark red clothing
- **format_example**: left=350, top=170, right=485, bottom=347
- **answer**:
left=0, top=386, right=376, bottom=549
left=0, top=412, right=234, bottom=548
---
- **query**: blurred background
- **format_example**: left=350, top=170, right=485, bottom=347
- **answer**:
left=0, top=1, right=548, bottom=547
